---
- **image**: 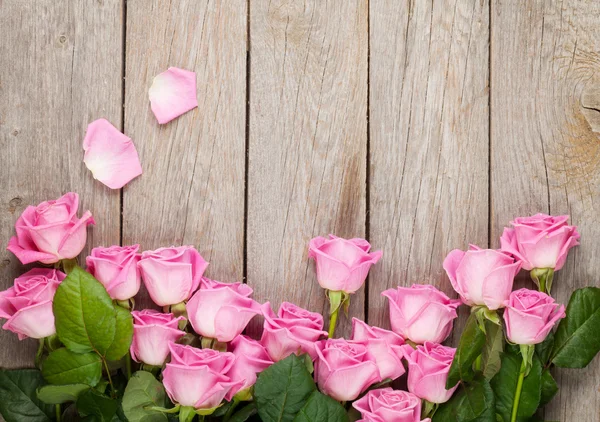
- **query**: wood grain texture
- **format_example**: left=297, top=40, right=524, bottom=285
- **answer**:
left=123, top=0, right=247, bottom=308
left=247, top=0, right=368, bottom=336
left=491, top=0, right=600, bottom=419
left=368, top=0, right=489, bottom=331
left=0, top=0, right=123, bottom=368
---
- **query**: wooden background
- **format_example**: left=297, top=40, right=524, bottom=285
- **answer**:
left=1, top=0, right=599, bottom=419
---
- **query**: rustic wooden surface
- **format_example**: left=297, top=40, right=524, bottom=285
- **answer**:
left=1, top=0, right=599, bottom=418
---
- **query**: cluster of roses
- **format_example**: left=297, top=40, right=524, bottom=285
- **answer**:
left=0, top=192, right=580, bottom=421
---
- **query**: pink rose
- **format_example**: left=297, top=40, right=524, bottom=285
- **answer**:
left=500, top=214, right=580, bottom=271
left=382, top=285, right=460, bottom=344
left=227, top=335, right=273, bottom=396
left=0, top=268, right=65, bottom=339
left=138, top=246, right=208, bottom=306
left=186, top=278, right=261, bottom=342
left=404, top=342, right=458, bottom=404
left=86, top=245, right=141, bottom=300
left=504, top=289, right=565, bottom=345
left=314, top=338, right=380, bottom=402
left=443, top=245, right=521, bottom=309
left=351, top=318, right=406, bottom=381
left=353, top=388, right=431, bottom=422
left=162, top=343, right=242, bottom=410
left=130, top=310, right=185, bottom=366
left=308, top=235, right=382, bottom=293
left=260, top=302, right=327, bottom=361
left=7, top=192, right=95, bottom=265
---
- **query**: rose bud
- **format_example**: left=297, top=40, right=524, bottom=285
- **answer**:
left=130, top=310, right=185, bottom=366
left=314, top=338, right=381, bottom=402
left=0, top=268, right=65, bottom=339
left=260, top=302, right=327, bottom=361
left=443, top=245, right=521, bottom=310
left=504, top=289, right=565, bottom=345
left=351, top=318, right=406, bottom=381
left=353, top=388, right=431, bottom=422
left=7, top=192, right=95, bottom=265
left=86, top=245, right=141, bottom=300
left=138, top=246, right=208, bottom=307
left=500, top=214, right=580, bottom=271
left=382, top=284, right=460, bottom=344
left=186, top=278, right=261, bottom=343
left=404, top=342, right=458, bottom=404
left=162, top=343, right=243, bottom=411
left=227, top=335, right=273, bottom=399
left=308, top=235, right=382, bottom=294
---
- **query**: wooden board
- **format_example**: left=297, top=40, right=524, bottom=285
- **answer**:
left=490, top=0, right=600, bottom=419
left=368, top=0, right=490, bottom=333
left=247, top=0, right=368, bottom=337
left=123, top=0, right=247, bottom=308
left=0, top=0, right=123, bottom=368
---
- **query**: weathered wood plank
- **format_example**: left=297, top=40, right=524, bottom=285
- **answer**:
left=247, top=0, right=368, bottom=336
left=491, top=0, right=600, bottom=419
left=123, top=0, right=247, bottom=308
left=368, top=0, right=489, bottom=333
left=0, top=0, right=123, bottom=368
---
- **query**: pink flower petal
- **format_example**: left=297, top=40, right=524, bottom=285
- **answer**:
left=149, top=67, right=198, bottom=124
left=83, top=119, right=142, bottom=189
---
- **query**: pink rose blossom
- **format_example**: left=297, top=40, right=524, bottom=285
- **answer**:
left=83, top=118, right=142, bottom=189
left=504, top=289, right=565, bottom=345
left=162, top=343, right=243, bottom=409
left=130, top=310, right=185, bottom=366
left=500, top=214, right=580, bottom=271
left=260, top=302, right=327, bottom=361
left=443, top=245, right=521, bottom=309
left=351, top=318, right=406, bottom=381
left=382, top=284, right=460, bottom=344
left=7, top=192, right=95, bottom=265
left=138, top=246, right=208, bottom=306
left=308, top=235, right=382, bottom=293
left=186, top=279, right=261, bottom=342
left=0, top=268, right=65, bottom=339
left=227, top=335, right=273, bottom=396
left=314, top=338, right=381, bottom=402
left=353, top=388, right=431, bottom=422
left=86, top=245, right=141, bottom=300
left=404, top=342, right=458, bottom=404
left=149, top=67, right=198, bottom=124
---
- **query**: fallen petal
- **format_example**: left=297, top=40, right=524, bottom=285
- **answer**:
left=149, top=67, right=198, bottom=124
left=83, top=119, right=143, bottom=189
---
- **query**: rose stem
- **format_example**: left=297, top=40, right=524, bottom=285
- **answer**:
left=328, top=307, right=339, bottom=338
left=510, top=359, right=526, bottom=422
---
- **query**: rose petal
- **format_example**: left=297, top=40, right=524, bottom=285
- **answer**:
left=149, top=67, right=198, bottom=124
left=83, top=118, right=142, bottom=189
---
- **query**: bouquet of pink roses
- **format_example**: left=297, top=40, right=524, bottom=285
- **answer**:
left=0, top=193, right=598, bottom=422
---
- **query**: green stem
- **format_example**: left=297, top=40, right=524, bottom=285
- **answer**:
left=102, top=358, right=115, bottom=397
left=224, top=398, right=240, bottom=422
left=125, top=353, right=132, bottom=380
left=328, top=307, right=339, bottom=338
left=35, top=338, right=45, bottom=369
left=474, top=354, right=482, bottom=371
left=55, top=404, right=61, bottom=422
left=510, top=360, right=527, bottom=422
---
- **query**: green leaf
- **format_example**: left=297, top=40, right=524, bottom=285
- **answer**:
left=539, top=369, right=558, bottom=407
left=481, top=320, right=504, bottom=380
left=254, top=354, right=317, bottom=422
left=293, top=391, right=348, bottom=422
left=0, top=369, right=54, bottom=422
left=105, top=305, right=134, bottom=361
left=229, top=403, right=258, bottom=422
left=433, top=375, right=496, bottom=422
left=491, top=351, right=542, bottom=422
left=535, top=331, right=554, bottom=366
left=447, top=312, right=486, bottom=388
left=42, top=348, right=102, bottom=386
left=122, top=371, right=169, bottom=422
left=37, top=383, right=90, bottom=404
left=551, top=287, right=600, bottom=368
left=53, top=266, right=117, bottom=356
left=76, top=389, right=118, bottom=421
